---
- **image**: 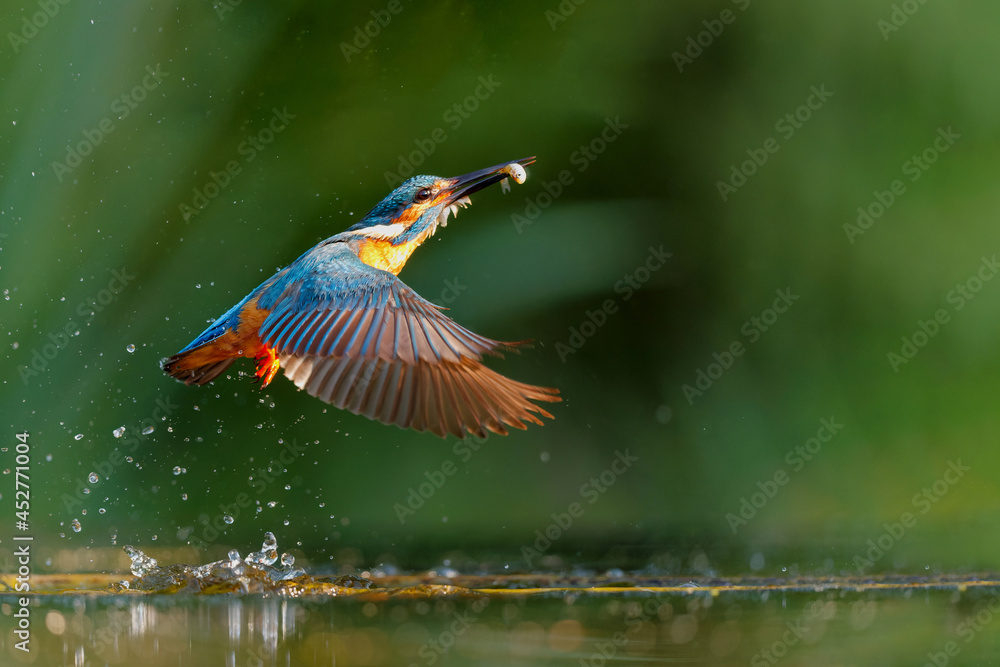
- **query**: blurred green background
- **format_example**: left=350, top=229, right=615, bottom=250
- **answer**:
left=2, top=0, right=999, bottom=575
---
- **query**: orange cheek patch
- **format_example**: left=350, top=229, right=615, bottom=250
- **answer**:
left=394, top=205, right=423, bottom=227
left=394, top=186, right=450, bottom=226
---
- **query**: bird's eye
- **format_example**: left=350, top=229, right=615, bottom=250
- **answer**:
left=414, top=188, right=433, bottom=203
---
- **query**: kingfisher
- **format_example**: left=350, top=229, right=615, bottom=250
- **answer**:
left=162, top=158, right=559, bottom=438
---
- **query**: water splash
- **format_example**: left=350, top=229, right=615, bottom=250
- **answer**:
left=119, top=534, right=314, bottom=594
left=125, top=545, right=159, bottom=576
left=245, top=532, right=278, bottom=566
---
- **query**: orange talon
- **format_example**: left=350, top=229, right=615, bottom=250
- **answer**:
left=254, top=346, right=280, bottom=389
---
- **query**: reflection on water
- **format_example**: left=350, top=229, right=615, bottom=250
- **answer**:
left=3, top=578, right=1000, bottom=665
left=3, top=541, right=1000, bottom=664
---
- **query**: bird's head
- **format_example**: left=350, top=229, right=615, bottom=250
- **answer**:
left=342, top=157, right=535, bottom=246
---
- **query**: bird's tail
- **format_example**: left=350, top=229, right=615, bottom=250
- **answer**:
left=161, top=345, right=236, bottom=386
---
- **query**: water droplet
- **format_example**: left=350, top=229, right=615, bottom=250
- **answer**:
left=74, top=433, right=84, bottom=441
left=141, top=425, right=154, bottom=435
left=126, top=344, right=135, bottom=353
left=181, top=493, right=188, bottom=500
left=98, top=508, right=106, bottom=514
left=172, top=466, right=185, bottom=475
left=88, top=472, right=99, bottom=484
left=70, top=519, right=82, bottom=533
left=113, top=426, right=125, bottom=438
left=280, top=553, right=295, bottom=568
left=223, top=515, right=234, bottom=524
left=81, top=487, right=90, bottom=495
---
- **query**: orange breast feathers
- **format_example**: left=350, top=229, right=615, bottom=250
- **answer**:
left=357, top=238, right=420, bottom=275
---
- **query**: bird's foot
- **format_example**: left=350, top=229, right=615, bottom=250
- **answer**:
left=254, top=346, right=280, bottom=389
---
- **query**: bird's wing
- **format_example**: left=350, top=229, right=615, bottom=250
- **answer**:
left=256, top=242, right=559, bottom=438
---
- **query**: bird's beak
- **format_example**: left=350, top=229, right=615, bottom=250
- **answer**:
left=441, top=157, right=536, bottom=204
